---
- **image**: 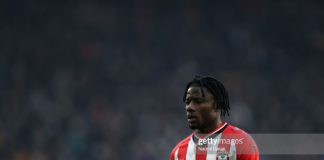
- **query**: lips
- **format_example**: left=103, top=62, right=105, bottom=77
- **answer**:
left=187, top=115, right=197, bottom=123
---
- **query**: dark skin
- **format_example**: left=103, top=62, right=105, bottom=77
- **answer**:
left=185, top=86, right=222, bottom=134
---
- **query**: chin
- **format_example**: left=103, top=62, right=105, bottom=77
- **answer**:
left=188, top=124, right=199, bottom=130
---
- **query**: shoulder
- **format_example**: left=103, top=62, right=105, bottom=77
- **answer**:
left=224, top=124, right=259, bottom=158
left=223, top=124, right=256, bottom=141
left=169, top=134, right=192, bottom=160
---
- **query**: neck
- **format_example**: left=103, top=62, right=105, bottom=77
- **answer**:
left=196, top=118, right=222, bottom=134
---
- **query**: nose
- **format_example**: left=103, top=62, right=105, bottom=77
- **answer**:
left=186, top=103, right=195, bottom=113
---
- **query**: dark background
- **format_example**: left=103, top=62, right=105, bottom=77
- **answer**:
left=1, top=0, right=324, bottom=159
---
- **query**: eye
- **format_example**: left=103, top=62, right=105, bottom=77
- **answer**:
left=194, top=99, right=203, bottom=104
left=185, top=99, right=191, bottom=105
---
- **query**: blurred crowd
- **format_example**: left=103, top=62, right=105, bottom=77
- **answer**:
left=1, top=0, right=324, bottom=159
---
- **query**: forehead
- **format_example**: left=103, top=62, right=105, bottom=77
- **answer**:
left=186, top=86, right=213, bottom=98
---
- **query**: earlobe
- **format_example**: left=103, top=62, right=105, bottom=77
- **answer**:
left=212, top=103, right=219, bottom=112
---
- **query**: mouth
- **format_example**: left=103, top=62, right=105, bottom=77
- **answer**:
left=187, top=115, right=197, bottom=123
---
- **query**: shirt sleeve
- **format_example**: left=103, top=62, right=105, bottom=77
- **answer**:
left=169, top=144, right=179, bottom=160
left=237, top=134, right=259, bottom=160
left=169, top=148, right=175, bottom=160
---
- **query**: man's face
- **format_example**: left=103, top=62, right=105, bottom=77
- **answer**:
left=185, top=86, right=219, bottom=131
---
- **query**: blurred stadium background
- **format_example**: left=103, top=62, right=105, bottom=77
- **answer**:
left=1, top=0, right=324, bottom=159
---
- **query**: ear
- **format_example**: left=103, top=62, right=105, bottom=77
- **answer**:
left=212, top=102, right=220, bottom=112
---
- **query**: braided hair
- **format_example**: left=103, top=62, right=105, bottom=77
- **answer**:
left=183, top=75, right=230, bottom=116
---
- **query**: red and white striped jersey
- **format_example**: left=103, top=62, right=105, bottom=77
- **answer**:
left=170, top=122, right=259, bottom=160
